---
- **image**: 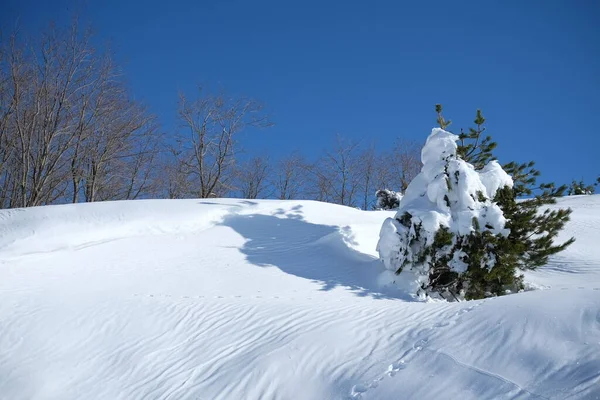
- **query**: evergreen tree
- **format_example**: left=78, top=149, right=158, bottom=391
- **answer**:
left=567, top=179, right=595, bottom=195
left=377, top=128, right=515, bottom=300
left=375, top=189, right=403, bottom=210
left=435, top=105, right=575, bottom=274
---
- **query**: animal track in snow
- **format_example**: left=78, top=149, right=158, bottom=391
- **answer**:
left=132, top=293, right=340, bottom=302
left=387, top=360, right=406, bottom=376
left=133, top=288, right=600, bottom=305
left=433, top=320, right=454, bottom=328
left=350, top=300, right=485, bottom=399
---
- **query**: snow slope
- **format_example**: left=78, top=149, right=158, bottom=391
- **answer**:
left=0, top=196, right=599, bottom=400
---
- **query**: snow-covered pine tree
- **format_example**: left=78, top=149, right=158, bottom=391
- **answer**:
left=567, top=179, right=595, bottom=195
left=377, top=128, right=514, bottom=300
left=435, top=105, right=575, bottom=274
left=375, top=189, right=403, bottom=210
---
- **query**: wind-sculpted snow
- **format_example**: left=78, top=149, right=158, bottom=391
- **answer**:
left=0, top=197, right=599, bottom=399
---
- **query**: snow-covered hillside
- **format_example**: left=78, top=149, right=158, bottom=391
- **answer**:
left=1, top=196, right=599, bottom=400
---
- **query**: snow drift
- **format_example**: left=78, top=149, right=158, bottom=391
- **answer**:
left=0, top=196, right=599, bottom=399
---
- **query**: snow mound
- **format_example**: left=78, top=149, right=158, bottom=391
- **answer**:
left=0, top=196, right=599, bottom=399
left=0, top=200, right=238, bottom=258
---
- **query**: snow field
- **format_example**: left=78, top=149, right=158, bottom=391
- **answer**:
left=1, top=196, right=599, bottom=399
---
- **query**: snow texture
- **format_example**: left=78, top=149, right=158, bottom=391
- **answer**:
left=0, top=195, right=599, bottom=399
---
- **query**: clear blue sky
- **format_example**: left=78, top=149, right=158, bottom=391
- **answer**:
left=2, top=0, right=599, bottom=187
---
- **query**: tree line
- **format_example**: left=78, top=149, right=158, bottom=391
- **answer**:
left=0, top=21, right=421, bottom=210
left=2, top=21, right=594, bottom=212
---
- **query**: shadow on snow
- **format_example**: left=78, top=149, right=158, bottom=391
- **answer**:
left=219, top=204, right=412, bottom=301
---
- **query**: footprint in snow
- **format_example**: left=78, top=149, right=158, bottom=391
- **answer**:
left=368, top=376, right=384, bottom=388
left=455, top=303, right=481, bottom=316
left=387, top=361, right=406, bottom=376
left=413, top=338, right=428, bottom=351
left=351, top=384, right=368, bottom=398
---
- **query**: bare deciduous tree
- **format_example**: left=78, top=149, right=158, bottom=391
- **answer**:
left=307, top=135, right=361, bottom=207
left=0, top=19, right=425, bottom=210
left=172, top=89, right=271, bottom=198
left=0, top=24, right=92, bottom=207
left=235, top=156, right=271, bottom=199
left=76, top=93, right=160, bottom=202
left=392, top=139, right=421, bottom=191
left=371, top=139, right=421, bottom=197
left=358, top=145, right=378, bottom=210
left=272, top=152, right=307, bottom=200
left=0, top=21, right=161, bottom=208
